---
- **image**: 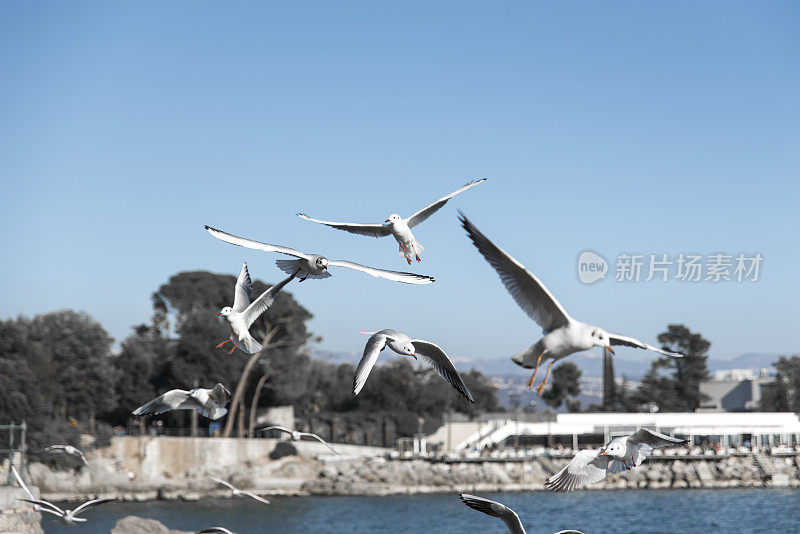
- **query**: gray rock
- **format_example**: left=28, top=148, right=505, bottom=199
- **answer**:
left=110, top=516, right=192, bottom=534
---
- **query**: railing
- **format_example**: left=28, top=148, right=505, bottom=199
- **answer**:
left=0, top=422, right=27, bottom=485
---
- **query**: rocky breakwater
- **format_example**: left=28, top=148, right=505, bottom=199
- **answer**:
left=0, top=486, right=42, bottom=534
left=302, top=453, right=800, bottom=495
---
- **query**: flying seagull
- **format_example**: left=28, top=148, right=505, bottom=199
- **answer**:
left=18, top=496, right=115, bottom=526
left=31, top=445, right=89, bottom=467
left=217, top=263, right=296, bottom=355
left=262, top=425, right=340, bottom=455
left=198, top=529, right=235, bottom=534
left=133, top=384, right=231, bottom=420
left=208, top=475, right=270, bottom=504
left=459, top=494, right=584, bottom=534
left=546, top=428, right=687, bottom=492
left=297, top=179, right=486, bottom=264
left=354, top=330, right=475, bottom=404
left=460, top=213, right=683, bottom=394
left=205, top=226, right=434, bottom=285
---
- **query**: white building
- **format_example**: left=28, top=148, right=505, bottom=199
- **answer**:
left=426, top=412, right=800, bottom=452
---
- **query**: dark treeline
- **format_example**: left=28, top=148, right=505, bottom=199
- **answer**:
left=0, top=269, right=498, bottom=447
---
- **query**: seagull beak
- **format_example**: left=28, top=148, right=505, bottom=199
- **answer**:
left=217, top=312, right=223, bottom=316
left=599, top=451, right=609, bottom=456
left=412, top=354, right=418, bottom=360
left=385, top=219, right=391, bottom=223
left=605, top=345, right=615, bottom=355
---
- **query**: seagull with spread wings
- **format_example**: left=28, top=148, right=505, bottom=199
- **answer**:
left=31, top=445, right=89, bottom=467
left=198, top=529, right=235, bottom=534
left=133, top=384, right=231, bottom=420
left=298, top=179, right=486, bottom=264
left=208, top=475, right=270, bottom=504
left=459, top=494, right=584, bottom=534
left=546, top=428, right=687, bottom=492
left=216, top=263, right=296, bottom=355
left=17, top=495, right=115, bottom=526
left=460, top=213, right=683, bottom=394
left=205, top=226, right=434, bottom=284
left=262, top=425, right=340, bottom=455
left=354, top=330, right=475, bottom=404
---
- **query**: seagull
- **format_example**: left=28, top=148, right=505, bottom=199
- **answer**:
left=198, top=529, right=235, bottom=534
left=460, top=213, right=683, bottom=395
left=297, top=179, right=486, bottom=264
left=459, top=494, right=584, bottom=534
left=354, top=330, right=475, bottom=404
left=216, top=263, right=296, bottom=355
left=262, top=425, right=340, bottom=455
left=132, top=384, right=231, bottom=420
left=208, top=475, right=270, bottom=504
left=17, top=496, right=115, bottom=525
left=205, top=226, right=434, bottom=284
left=546, top=428, right=687, bottom=492
left=31, top=445, right=89, bottom=467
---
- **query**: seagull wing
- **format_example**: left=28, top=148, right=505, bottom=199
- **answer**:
left=11, top=466, right=35, bottom=500
left=407, top=179, right=486, bottom=228
left=209, top=384, right=232, bottom=407
left=132, top=390, right=192, bottom=416
left=411, top=340, right=475, bottom=404
left=608, top=333, right=684, bottom=358
left=71, top=498, right=116, bottom=517
left=198, top=529, right=235, bottom=534
left=327, top=260, right=435, bottom=285
left=459, top=493, right=525, bottom=534
left=205, top=226, right=311, bottom=260
left=232, top=263, right=252, bottom=313
left=460, top=213, right=571, bottom=333
left=241, top=272, right=297, bottom=328
left=296, top=213, right=391, bottom=238
left=299, top=433, right=340, bottom=455
left=628, top=429, right=687, bottom=466
left=239, top=491, right=271, bottom=505
left=208, top=475, right=237, bottom=491
left=545, top=449, right=612, bottom=492
left=18, top=498, right=64, bottom=516
left=263, top=425, right=293, bottom=435
left=353, top=332, right=389, bottom=395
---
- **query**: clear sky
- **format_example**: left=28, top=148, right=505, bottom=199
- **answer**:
left=1, top=2, right=798, bottom=365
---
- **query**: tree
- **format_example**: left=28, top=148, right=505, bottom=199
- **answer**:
left=760, top=356, right=800, bottom=412
left=541, top=362, right=582, bottom=410
left=632, top=324, right=710, bottom=412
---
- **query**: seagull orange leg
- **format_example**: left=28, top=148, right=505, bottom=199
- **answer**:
left=227, top=340, right=241, bottom=354
left=536, top=360, right=555, bottom=396
left=216, top=339, right=231, bottom=348
left=526, top=353, right=545, bottom=389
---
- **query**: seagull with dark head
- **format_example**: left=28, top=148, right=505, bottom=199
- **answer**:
left=460, top=213, right=682, bottom=395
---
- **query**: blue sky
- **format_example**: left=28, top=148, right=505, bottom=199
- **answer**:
left=1, top=2, right=798, bottom=365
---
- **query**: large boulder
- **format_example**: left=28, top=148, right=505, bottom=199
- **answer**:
left=110, top=516, right=193, bottom=534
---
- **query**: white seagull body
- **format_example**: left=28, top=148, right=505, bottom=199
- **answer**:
left=132, top=384, right=231, bottom=420
left=208, top=475, right=270, bottom=504
left=460, top=213, right=683, bottom=394
left=297, top=179, right=486, bottom=264
left=459, top=494, right=584, bottom=534
left=217, top=263, right=296, bottom=355
left=546, top=428, right=687, bottom=492
left=33, top=445, right=89, bottom=467
left=18, top=496, right=115, bottom=525
left=262, top=425, right=340, bottom=455
left=354, top=330, right=475, bottom=404
left=205, top=226, right=434, bottom=285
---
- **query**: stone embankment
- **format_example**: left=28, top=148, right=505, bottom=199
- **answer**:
left=0, top=487, right=42, bottom=534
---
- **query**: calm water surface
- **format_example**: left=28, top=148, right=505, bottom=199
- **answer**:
left=42, top=488, right=799, bottom=533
